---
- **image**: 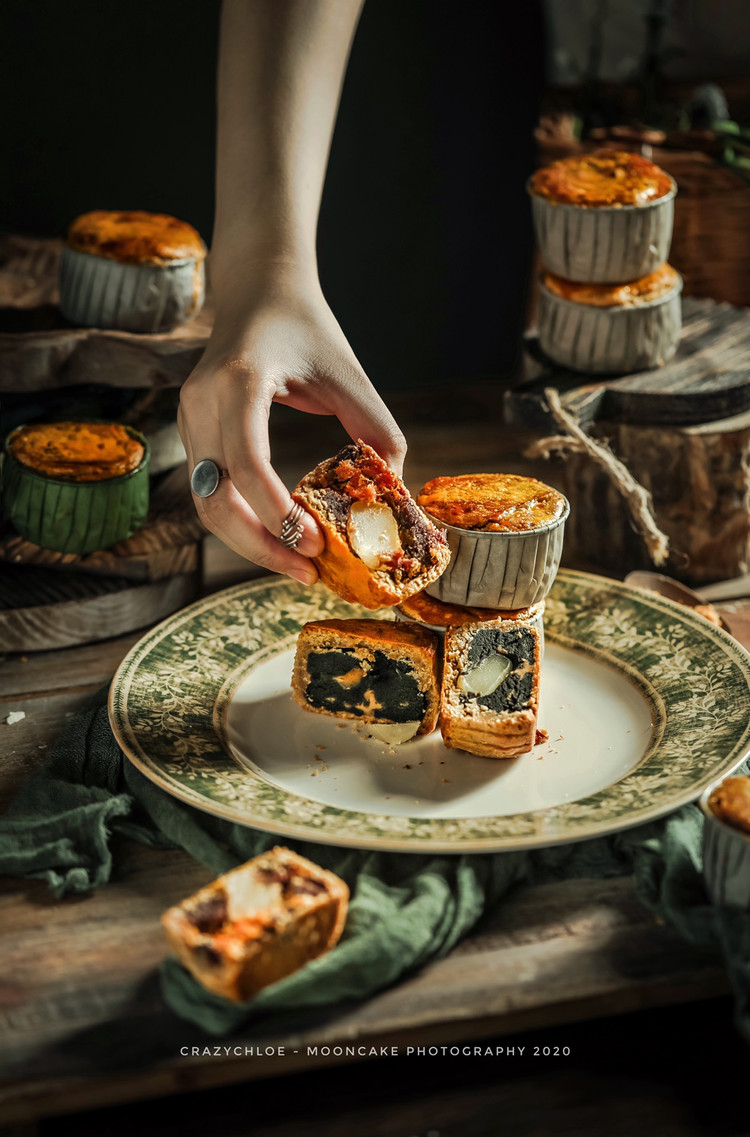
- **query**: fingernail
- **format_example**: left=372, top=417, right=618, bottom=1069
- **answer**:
left=297, top=532, right=325, bottom=557
left=291, top=567, right=318, bottom=587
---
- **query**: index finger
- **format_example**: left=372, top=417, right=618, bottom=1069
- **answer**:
left=221, top=374, right=325, bottom=558
left=178, top=404, right=321, bottom=583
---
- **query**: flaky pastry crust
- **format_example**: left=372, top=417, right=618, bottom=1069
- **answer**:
left=530, top=149, right=673, bottom=207
left=67, top=210, right=206, bottom=265
left=418, top=473, right=565, bottom=533
left=9, top=422, right=144, bottom=482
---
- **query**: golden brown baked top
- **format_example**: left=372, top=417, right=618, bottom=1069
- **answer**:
left=530, top=149, right=673, bottom=207
left=303, top=616, right=438, bottom=653
left=418, top=474, right=566, bottom=532
left=708, top=777, right=750, bottom=836
left=9, top=422, right=145, bottom=482
left=544, top=264, right=679, bottom=307
left=66, top=210, right=205, bottom=265
left=398, top=590, right=541, bottom=627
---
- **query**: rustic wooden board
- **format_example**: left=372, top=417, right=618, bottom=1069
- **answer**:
left=0, top=527, right=199, bottom=582
left=0, top=236, right=212, bottom=392
left=0, top=690, right=102, bottom=813
left=554, top=407, right=750, bottom=584
left=0, top=463, right=204, bottom=653
left=0, top=858, right=727, bottom=1124
left=506, top=298, right=750, bottom=432
left=0, top=632, right=156, bottom=811
left=0, top=631, right=145, bottom=699
left=0, top=571, right=199, bottom=654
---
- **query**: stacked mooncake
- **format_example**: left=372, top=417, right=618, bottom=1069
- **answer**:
left=528, top=149, right=682, bottom=374
left=410, top=473, right=568, bottom=757
left=291, top=447, right=568, bottom=759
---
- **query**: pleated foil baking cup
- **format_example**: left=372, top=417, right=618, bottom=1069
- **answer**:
left=394, top=601, right=546, bottom=655
left=537, top=277, right=682, bottom=375
left=700, top=784, right=750, bottom=909
left=424, top=506, right=569, bottom=610
left=59, top=246, right=206, bottom=333
left=529, top=180, right=676, bottom=283
left=1, top=426, right=150, bottom=555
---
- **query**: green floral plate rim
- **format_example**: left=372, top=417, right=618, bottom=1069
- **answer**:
left=108, top=569, right=750, bottom=853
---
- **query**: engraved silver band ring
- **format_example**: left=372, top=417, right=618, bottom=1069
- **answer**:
left=279, top=501, right=305, bottom=550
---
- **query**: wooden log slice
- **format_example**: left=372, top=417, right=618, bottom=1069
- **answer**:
left=0, top=564, right=200, bottom=652
left=556, top=408, right=750, bottom=584
left=508, top=298, right=750, bottom=431
left=0, top=235, right=213, bottom=392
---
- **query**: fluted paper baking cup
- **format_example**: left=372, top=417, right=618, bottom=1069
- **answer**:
left=1, top=426, right=150, bottom=554
left=537, top=276, right=682, bottom=375
left=59, top=246, right=205, bottom=333
left=424, top=505, right=569, bottom=610
left=529, top=179, right=676, bottom=283
left=700, top=782, right=750, bottom=909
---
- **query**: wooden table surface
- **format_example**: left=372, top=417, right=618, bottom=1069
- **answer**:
left=0, top=407, right=744, bottom=1134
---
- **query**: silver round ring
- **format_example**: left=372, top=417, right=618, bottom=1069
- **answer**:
left=279, top=501, right=305, bottom=550
left=190, top=459, right=227, bottom=499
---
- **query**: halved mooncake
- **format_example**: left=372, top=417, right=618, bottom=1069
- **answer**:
left=292, top=618, right=440, bottom=741
left=440, top=619, right=541, bottom=758
left=292, top=441, right=450, bottom=609
left=161, top=846, right=349, bottom=1003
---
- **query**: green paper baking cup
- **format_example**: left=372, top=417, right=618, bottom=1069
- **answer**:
left=1, top=425, right=150, bottom=554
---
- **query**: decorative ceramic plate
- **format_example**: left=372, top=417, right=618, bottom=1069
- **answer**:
left=109, top=570, right=750, bottom=853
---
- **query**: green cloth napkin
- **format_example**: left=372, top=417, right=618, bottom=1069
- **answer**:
left=1, top=687, right=748, bottom=1038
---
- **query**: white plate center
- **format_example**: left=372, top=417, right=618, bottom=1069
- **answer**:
left=220, top=642, right=654, bottom=819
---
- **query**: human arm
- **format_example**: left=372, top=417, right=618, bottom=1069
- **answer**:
left=178, top=0, right=406, bottom=584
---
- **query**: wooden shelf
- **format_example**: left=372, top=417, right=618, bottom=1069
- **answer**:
left=0, top=235, right=213, bottom=392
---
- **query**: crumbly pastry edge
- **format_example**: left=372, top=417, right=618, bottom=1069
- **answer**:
left=161, top=846, right=350, bottom=1002
left=291, top=620, right=441, bottom=735
left=292, top=483, right=451, bottom=610
left=439, top=621, right=541, bottom=758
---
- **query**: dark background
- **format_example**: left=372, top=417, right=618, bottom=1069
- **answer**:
left=0, top=0, right=546, bottom=391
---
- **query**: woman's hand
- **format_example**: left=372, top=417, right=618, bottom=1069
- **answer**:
left=178, top=265, right=406, bottom=584
left=181, top=0, right=399, bottom=583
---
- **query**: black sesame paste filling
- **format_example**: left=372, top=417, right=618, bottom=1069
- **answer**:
left=306, top=648, right=426, bottom=722
left=462, top=627, right=536, bottom=713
